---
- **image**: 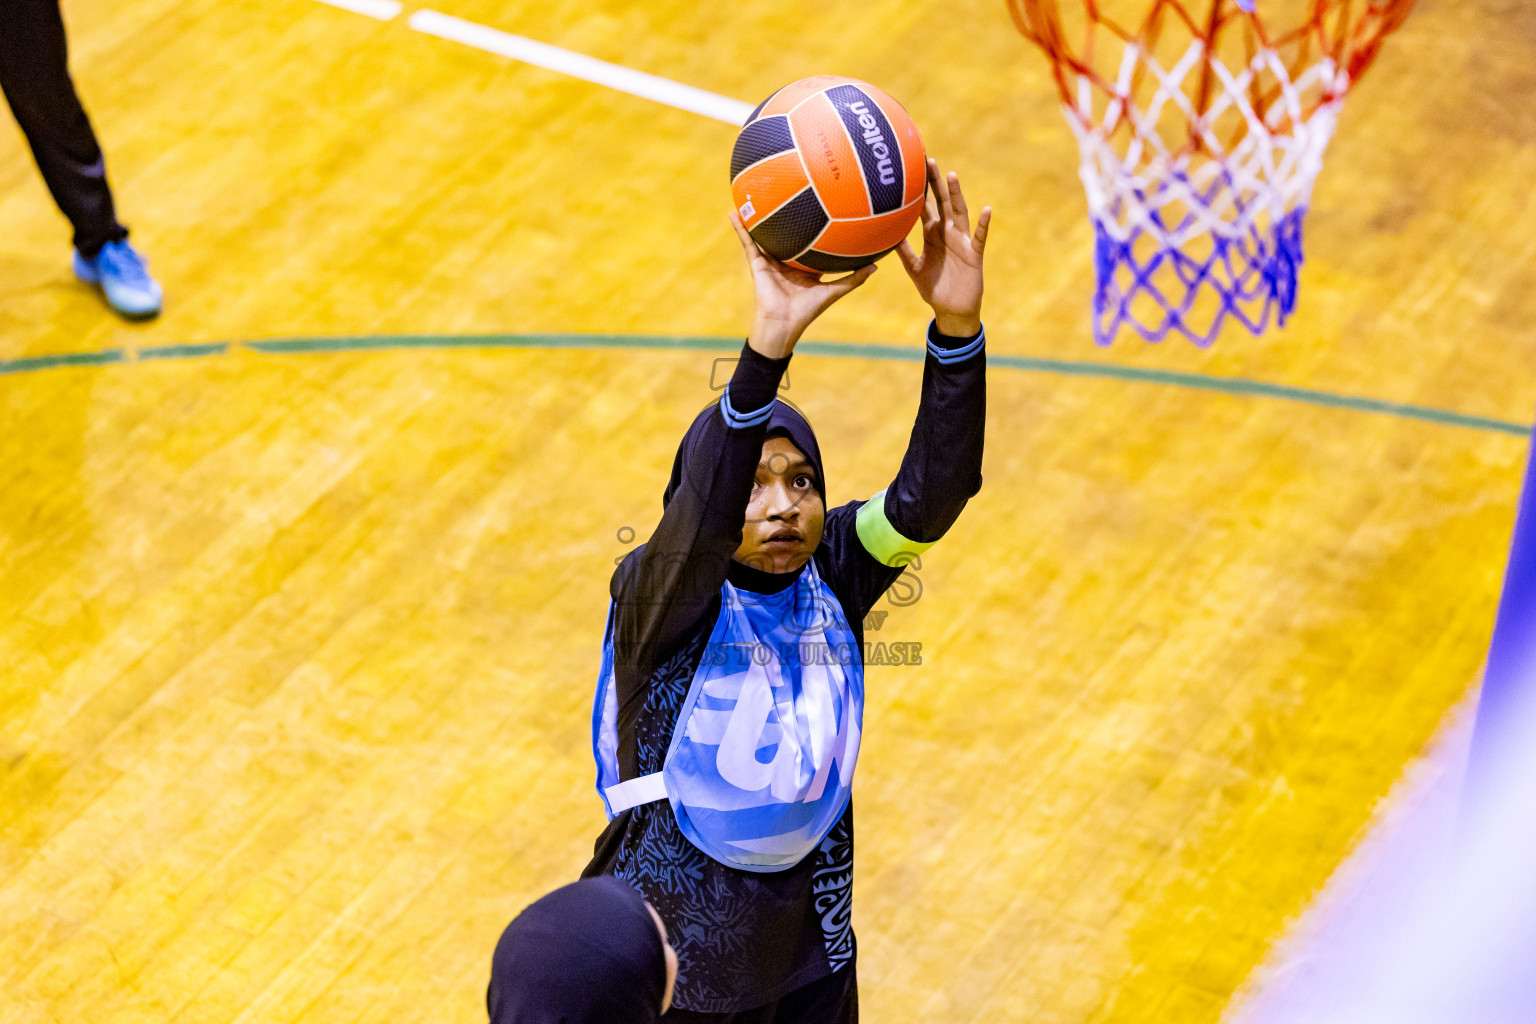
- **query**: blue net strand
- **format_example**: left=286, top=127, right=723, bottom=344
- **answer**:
left=1089, top=168, right=1309, bottom=347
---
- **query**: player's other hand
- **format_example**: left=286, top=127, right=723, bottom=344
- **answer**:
left=732, top=211, right=876, bottom=360
left=898, top=159, right=990, bottom=338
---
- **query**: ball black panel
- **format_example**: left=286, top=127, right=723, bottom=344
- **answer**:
left=750, top=188, right=830, bottom=261
left=826, top=84, right=904, bottom=214
left=730, top=115, right=796, bottom=182
left=793, top=245, right=898, bottom=274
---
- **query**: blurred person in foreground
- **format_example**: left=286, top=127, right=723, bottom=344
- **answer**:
left=488, top=876, right=679, bottom=1024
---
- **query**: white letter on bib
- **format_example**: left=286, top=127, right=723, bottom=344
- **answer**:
left=716, top=659, right=799, bottom=799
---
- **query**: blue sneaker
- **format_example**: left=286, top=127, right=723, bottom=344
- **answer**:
left=73, top=239, right=163, bottom=319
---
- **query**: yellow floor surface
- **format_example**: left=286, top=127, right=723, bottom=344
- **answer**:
left=3, top=0, right=1535, bottom=1021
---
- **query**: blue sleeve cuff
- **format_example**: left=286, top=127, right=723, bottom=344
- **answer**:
left=926, top=320, right=985, bottom=364
left=718, top=340, right=787, bottom=429
left=719, top=384, right=775, bottom=429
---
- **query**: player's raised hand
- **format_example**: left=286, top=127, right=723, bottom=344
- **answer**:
left=733, top=211, right=876, bottom=360
left=898, top=159, right=991, bottom=338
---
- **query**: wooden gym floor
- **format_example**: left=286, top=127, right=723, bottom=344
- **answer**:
left=3, top=0, right=1535, bottom=1021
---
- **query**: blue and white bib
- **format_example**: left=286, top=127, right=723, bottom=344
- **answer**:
left=592, top=560, right=864, bottom=872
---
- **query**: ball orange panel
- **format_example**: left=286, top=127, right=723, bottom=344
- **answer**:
left=788, top=93, right=871, bottom=220
left=813, top=197, right=924, bottom=257
left=751, top=76, right=843, bottom=120
left=731, top=151, right=810, bottom=231
left=857, top=81, right=927, bottom=206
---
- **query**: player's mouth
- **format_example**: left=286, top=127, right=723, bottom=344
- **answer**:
left=765, top=530, right=802, bottom=545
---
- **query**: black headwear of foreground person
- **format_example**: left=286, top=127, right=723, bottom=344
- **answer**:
left=487, top=876, right=666, bottom=1024
left=663, top=399, right=825, bottom=511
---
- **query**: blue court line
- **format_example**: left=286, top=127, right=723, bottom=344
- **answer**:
left=244, top=334, right=1536, bottom=437
left=138, top=342, right=230, bottom=361
left=0, top=348, right=126, bottom=374
left=2, top=334, right=1529, bottom=438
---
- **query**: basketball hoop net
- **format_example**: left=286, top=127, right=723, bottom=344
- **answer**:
left=1008, top=0, right=1414, bottom=346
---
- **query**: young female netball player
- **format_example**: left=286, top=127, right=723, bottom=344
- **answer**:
left=585, top=160, right=990, bottom=1022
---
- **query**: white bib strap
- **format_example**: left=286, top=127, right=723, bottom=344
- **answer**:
left=605, top=772, right=667, bottom=814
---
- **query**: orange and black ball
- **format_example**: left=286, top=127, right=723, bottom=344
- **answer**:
left=731, top=76, right=926, bottom=274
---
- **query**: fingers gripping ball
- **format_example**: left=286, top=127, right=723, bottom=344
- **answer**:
left=731, top=76, right=926, bottom=273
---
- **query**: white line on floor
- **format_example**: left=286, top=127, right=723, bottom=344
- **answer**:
left=313, top=0, right=403, bottom=21
left=407, top=9, right=753, bottom=126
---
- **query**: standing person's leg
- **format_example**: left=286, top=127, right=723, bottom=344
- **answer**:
left=0, top=0, right=161, bottom=318
left=0, top=0, right=126, bottom=256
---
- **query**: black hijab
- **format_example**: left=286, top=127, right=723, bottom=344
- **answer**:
left=487, top=876, right=667, bottom=1024
left=662, top=399, right=825, bottom=511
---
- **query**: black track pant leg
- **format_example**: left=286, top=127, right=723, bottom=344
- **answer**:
left=0, top=0, right=127, bottom=256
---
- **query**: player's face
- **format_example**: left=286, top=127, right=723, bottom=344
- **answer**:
left=733, top=436, right=824, bottom=574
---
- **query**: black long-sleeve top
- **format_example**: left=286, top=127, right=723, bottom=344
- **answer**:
left=584, top=322, right=986, bottom=1013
